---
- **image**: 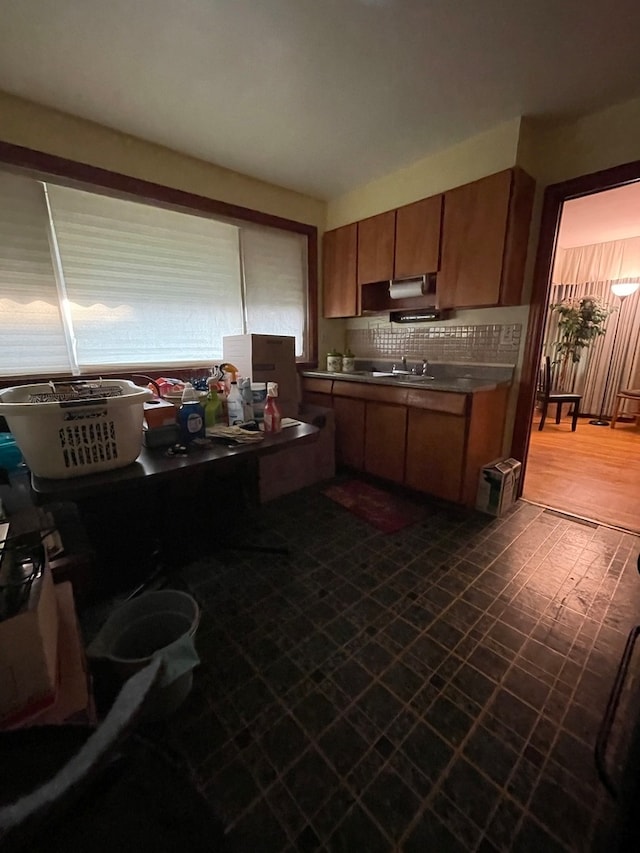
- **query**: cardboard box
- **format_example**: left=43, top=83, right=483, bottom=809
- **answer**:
left=476, top=457, right=522, bottom=517
left=29, top=582, right=95, bottom=726
left=223, top=334, right=301, bottom=418
left=0, top=563, right=59, bottom=725
left=144, top=398, right=178, bottom=429
left=259, top=405, right=335, bottom=502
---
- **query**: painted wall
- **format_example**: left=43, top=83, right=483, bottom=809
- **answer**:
left=0, top=90, right=326, bottom=227
left=326, top=118, right=522, bottom=229
left=0, top=90, right=332, bottom=357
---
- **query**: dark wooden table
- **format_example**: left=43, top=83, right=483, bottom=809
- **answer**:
left=30, top=422, right=320, bottom=598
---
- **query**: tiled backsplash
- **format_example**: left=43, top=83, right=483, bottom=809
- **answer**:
left=346, top=322, right=522, bottom=364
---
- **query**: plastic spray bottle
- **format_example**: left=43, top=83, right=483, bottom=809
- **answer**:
left=178, top=383, right=205, bottom=443
left=227, top=381, right=244, bottom=425
left=263, top=382, right=282, bottom=433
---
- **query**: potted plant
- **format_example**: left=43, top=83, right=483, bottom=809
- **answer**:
left=550, top=295, right=614, bottom=387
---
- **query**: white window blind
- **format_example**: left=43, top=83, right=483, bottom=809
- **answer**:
left=0, top=173, right=70, bottom=374
left=241, top=225, right=308, bottom=357
left=45, top=184, right=244, bottom=367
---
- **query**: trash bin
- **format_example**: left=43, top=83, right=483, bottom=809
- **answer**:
left=87, top=590, right=200, bottom=719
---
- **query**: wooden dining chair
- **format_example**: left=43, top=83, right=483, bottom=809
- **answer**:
left=537, top=356, right=582, bottom=431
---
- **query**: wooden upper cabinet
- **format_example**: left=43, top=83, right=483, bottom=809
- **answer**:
left=438, top=168, right=534, bottom=310
left=357, top=210, right=395, bottom=285
left=323, top=223, right=358, bottom=318
left=394, top=194, right=442, bottom=278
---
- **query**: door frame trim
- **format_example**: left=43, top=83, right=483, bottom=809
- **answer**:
left=511, top=158, right=640, bottom=487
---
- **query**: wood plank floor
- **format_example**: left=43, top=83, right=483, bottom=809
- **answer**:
left=523, top=413, right=640, bottom=532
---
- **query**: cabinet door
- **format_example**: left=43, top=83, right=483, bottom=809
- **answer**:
left=333, top=397, right=365, bottom=469
left=364, top=402, right=406, bottom=483
left=323, top=224, right=358, bottom=318
left=357, top=210, right=395, bottom=285
left=394, top=195, right=442, bottom=278
left=405, top=409, right=466, bottom=502
left=438, top=170, right=512, bottom=309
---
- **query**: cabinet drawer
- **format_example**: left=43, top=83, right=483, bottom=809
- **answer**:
left=302, top=377, right=333, bottom=395
left=332, top=381, right=408, bottom=406
left=405, top=389, right=468, bottom=415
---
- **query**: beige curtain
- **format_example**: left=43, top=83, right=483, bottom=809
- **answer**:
left=545, top=237, right=640, bottom=416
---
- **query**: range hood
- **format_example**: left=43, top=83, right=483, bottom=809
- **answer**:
left=390, top=307, right=448, bottom=323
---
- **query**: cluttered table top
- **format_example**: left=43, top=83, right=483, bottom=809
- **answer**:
left=31, top=421, right=319, bottom=502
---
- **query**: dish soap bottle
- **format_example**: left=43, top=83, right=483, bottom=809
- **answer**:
left=204, top=385, right=222, bottom=428
left=178, top=383, right=205, bottom=444
left=263, top=382, right=282, bottom=433
left=227, top=380, right=244, bottom=426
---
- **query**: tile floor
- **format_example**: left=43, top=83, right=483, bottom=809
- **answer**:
left=160, top=480, right=640, bottom=852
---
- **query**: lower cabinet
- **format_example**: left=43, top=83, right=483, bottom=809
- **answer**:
left=364, top=402, right=407, bottom=483
left=333, top=397, right=365, bottom=469
left=405, top=409, right=466, bottom=502
left=301, top=377, right=509, bottom=507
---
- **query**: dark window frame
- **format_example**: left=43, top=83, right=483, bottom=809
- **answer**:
left=0, top=140, right=318, bottom=383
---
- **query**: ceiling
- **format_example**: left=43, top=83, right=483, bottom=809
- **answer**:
left=558, top=182, right=640, bottom=248
left=2, top=0, right=640, bottom=200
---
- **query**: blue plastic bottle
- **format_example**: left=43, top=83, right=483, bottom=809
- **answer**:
left=177, top=383, right=205, bottom=444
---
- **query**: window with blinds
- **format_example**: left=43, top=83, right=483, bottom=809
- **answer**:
left=0, top=172, right=309, bottom=376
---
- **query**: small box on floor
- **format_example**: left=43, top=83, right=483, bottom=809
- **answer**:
left=476, top=458, right=521, bottom=517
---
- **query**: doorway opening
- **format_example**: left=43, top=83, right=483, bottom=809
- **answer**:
left=512, top=163, right=640, bottom=533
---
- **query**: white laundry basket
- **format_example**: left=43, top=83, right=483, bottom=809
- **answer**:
left=0, top=379, right=153, bottom=479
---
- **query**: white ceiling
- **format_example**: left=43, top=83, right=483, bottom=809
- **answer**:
left=558, top=182, right=640, bottom=248
left=2, top=0, right=640, bottom=200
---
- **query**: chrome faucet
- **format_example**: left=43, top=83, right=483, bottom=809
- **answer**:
left=392, top=355, right=412, bottom=375
left=416, top=358, right=429, bottom=376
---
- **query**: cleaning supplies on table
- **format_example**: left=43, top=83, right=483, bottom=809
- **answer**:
left=239, top=377, right=254, bottom=422
left=263, top=382, right=282, bottom=433
left=177, top=383, right=205, bottom=444
left=226, top=381, right=244, bottom=426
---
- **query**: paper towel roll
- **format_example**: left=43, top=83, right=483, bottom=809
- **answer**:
left=389, top=277, right=425, bottom=299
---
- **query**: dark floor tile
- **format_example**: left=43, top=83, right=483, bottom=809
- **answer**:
left=426, top=618, right=465, bottom=652
left=380, top=660, right=423, bottom=703
left=400, top=719, right=453, bottom=783
left=310, top=784, right=357, bottom=843
left=231, top=676, right=278, bottom=724
left=328, top=803, right=389, bottom=853
left=502, top=666, right=551, bottom=710
left=511, top=815, right=568, bottom=853
left=266, top=781, right=307, bottom=838
left=208, top=757, right=260, bottom=823
left=441, top=757, right=501, bottom=831
left=529, top=776, right=591, bottom=848
left=291, top=689, right=340, bottom=738
left=224, top=797, right=289, bottom=853
left=264, top=655, right=306, bottom=696
left=261, top=713, right=309, bottom=772
left=507, top=755, right=541, bottom=807
left=463, top=724, right=519, bottom=786
left=318, top=717, right=370, bottom=777
left=405, top=633, right=449, bottom=674
left=467, top=644, right=512, bottom=682
left=359, top=682, right=403, bottom=731
left=295, top=823, right=322, bottom=852
left=451, top=662, right=497, bottom=706
left=329, top=658, right=372, bottom=701
left=487, top=688, right=539, bottom=740
left=425, top=695, right=475, bottom=748
left=354, top=640, right=394, bottom=676
left=362, top=766, right=421, bottom=843
left=403, top=808, right=467, bottom=853
left=383, top=616, right=420, bottom=649
left=431, top=790, right=484, bottom=850
left=345, top=745, right=388, bottom=796
left=484, top=796, right=524, bottom=850
left=488, top=621, right=529, bottom=654
left=283, top=747, right=339, bottom=821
